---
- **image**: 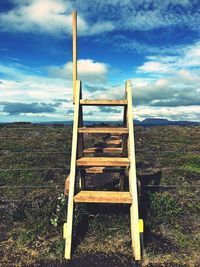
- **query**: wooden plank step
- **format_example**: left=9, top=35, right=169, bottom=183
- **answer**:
left=74, top=191, right=132, bottom=204
left=77, top=157, right=130, bottom=167
left=83, top=147, right=122, bottom=153
left=64, top=174, right=70, bottom=195
left=85, top=167, right=105, bottom=173
left=106, top=139, right=122, bottom=145
left=84, top=166, right=125, bottom=173
left=78, top=127, right=128, bottom=134
left=110, top=135, right=122, bottom=140
left=80, top=99, right=127, bottom=106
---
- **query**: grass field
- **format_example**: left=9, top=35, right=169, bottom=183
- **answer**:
left=0, top=123, right=199, bottom=266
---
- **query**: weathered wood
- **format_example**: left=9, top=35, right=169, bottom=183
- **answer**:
left=122, top=104, right=128, bottom=156
left=85, top=166, right=105, bottom=173
left=80, top=99, right=127, bottom=106
left=126, top=80, right=141, bottom=261
left=65, top=77, right=141, bottom=260
left=65, top=80, right=81, bottom=259
left=78, top=169, right=85, bottom=190
left=110, top=135, right=121, bottom=140
left=72, top=11, right=77, bottom=104
left=74, top=191, right=132, bottom=204
left=77, top=157, right=130, bottom=167
left=78, top=127, right=128, bottom=134
left=83, top=147, right=122, bottom=153
left=78, top=90, right=83, bottom=157
left=64, top=174, right=70, bottom=195
left=119, top=169, right=126, bottom=191
left=106, top=139, right=122, bottom=145
left=84, top=166, right=126, bottom=174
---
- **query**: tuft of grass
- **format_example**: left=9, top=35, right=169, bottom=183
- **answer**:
left=180, top=163, right=200, bottom=173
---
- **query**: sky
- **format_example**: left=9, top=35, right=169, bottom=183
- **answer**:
left=0, top=0, right=200, bottom=123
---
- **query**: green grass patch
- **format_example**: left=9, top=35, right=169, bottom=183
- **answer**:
left=179, top=163, right=200, bottom=173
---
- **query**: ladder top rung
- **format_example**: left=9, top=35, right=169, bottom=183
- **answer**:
left=74, top=191, right=132, bottom=204
left=83, top=147, right=122, bottom=153
left=78, top=127, right=128, bottom=134
left=80, top=99, right=127, bottom=106
left=77, top=157, right=130, bottom=167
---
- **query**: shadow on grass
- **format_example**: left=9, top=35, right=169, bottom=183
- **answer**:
left=138, top=171, right=161, bottom=246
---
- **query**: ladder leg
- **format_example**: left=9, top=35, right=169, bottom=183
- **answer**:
left=78, top=102, right=84, bottom=158
left=64, top=174, right=70, bottom=195
left=119, top=169, right=125, bottom=191
left=65, top=176, right=75, bottom=259
left=126, top=80, right=141, bottom=261
left=64, top=81, right=81, bottom=259
left=122, top=105, right=127, bottom=156
left=130, top=201, right=141, bottom=261
left=78, top=169, right=86, bottom=190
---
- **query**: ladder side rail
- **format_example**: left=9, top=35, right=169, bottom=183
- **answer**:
left=78, top=89, right=85, bottom=188
left=65, top=80, right=81, bottom=259
left=126, top=80, right=141, bottom=261
left=78, top=88, right=84, bottom=158
left=122, top=104, right=128, bottom=156
left=72, top=11, right=77, bottom=104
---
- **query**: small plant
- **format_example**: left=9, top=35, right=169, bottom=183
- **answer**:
left=50, top=193, right=66, bottom=227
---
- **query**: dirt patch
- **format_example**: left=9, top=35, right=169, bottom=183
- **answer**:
left=37, top=253, right=132, bottom=267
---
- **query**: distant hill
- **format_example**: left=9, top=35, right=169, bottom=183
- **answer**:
left=135, top=118, right=200, bottom=126
left=0, top=118, right=199, bottom=126
left=39, top=118, right=199, bottom=126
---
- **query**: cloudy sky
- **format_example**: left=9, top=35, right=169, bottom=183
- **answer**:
left=0, top=0, right=200, bottom=123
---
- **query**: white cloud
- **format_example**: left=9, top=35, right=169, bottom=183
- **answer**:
left=0, top=76, right=73, bottom=103
left=134, top=105, right=200, bottom=122
left=136, top=42, right=200, bottom=75
left=71, top=0, right=200, bottom=33
left=131, top=71, right=200, bottom=107
left=0, top=0, right=114, bottom=36
left=0, top=75, right=74, bottom=122
left=130, top=41, right=200, bottom=110
left=137, top=61, right=173, bottom=73
left=47, top=59, right=108, bottom=83
left=1, top=0, right=199, bottom=39
left=0, top=71, right=199, bottom=122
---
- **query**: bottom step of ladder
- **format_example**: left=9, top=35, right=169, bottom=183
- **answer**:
left=74, top=191, right=132, bottom=204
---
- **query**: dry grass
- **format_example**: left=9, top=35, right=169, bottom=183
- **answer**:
left=0, top=124, right=200, bottom=266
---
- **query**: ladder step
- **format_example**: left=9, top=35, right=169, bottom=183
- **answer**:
left=80, top=99, right=127, bottom=106
left=106, top=139, right=122, bottom=145
left=85, top=167, right=105, bottom=173
left=78, top=127, right=128, bottom=134
left=74, top=191, right=132, bottom=203
left=83, top=147, right=122, bottom=153
left=77, top=157, right=130, bottom=167
left=110, top=135, right=122, bottom=140
left=84, top=166, right=125, bottom=173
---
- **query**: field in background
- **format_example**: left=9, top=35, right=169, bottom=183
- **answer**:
left=0, top=124, right=199, bottom=267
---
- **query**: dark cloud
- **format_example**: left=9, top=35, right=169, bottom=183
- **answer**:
left=85, top=111, right=95, bottom=116
left=0, top=101, right=59, bottom=115
left=66, top=108, right=74, bottom=114
left=98, top=106, right=121, bottom=113
left=53, top=98, right=70, bottom=103
left=151, top=98, right=200, bottom=107
left=133, top=88, right=200, bottom=107
left=132, top=78, right=200, bottom=107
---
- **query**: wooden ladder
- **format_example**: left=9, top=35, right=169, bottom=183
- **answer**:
left=63, top=79, right=141, bottom=261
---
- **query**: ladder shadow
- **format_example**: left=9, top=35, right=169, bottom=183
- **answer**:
left=138, top=171, right=180, bottom=254
left=137, top=171, right=162, bottom=246
left=72, top=211, right=89, bottom=253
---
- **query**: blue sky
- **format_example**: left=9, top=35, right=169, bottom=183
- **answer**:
left=0, top=0, right=200, bottom=122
